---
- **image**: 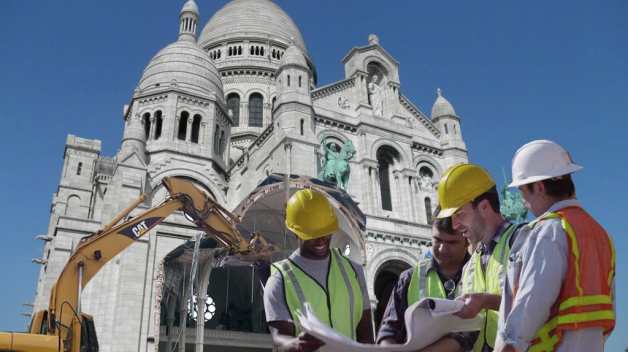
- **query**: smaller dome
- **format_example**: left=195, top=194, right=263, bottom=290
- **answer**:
left=181, top=0, right=199, bottom=16
left=279, top=45, right=307, bottom=68
left=431, top=88, right=456, bottom=119
left=137, top=41, right=223, bottom=99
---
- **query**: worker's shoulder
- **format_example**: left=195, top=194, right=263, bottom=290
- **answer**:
left=526, top=216, right=568, bottom=246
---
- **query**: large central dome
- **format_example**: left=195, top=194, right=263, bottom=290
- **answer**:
left=198, top=0, right=307, bottom=54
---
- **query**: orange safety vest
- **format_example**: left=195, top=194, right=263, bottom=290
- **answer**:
left=522, top=206, right=615, bottom=352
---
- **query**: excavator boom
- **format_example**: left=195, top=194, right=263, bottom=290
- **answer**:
left=17, top=177, right=273, bottom=352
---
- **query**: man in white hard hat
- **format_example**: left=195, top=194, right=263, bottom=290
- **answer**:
left=494, top=140, right=615, bottom=352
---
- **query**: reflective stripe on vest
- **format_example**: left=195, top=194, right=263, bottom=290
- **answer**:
left=407, top=259, right=460, bottom=306
left=271, top=248, right=363, bottom=340
left=525, top=209, right=615, bottom=352
left=462, top=223, right=517, bottom=352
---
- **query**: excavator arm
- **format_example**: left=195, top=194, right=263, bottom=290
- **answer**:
left=20, top=177, right=273, bottom=352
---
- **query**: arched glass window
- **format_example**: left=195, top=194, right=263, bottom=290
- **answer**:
left=77, top=162, right=82, bottom=176
left=178, top=112, right=189, bottom=140
left=219, top=131, right=225, bottom=157
left=226, top=93, right=240, bottom=127
left=445, top=124, right=449, bottom=134
left=425, top=197, right=433, bottom=223
left=191, top=114, right=202, bottom=144
left=143, top=112, right=151, bottom=139
left=154, top=111, right=163, bottom=140
left=287, top=75, right=291, bottom=87
left=214, top=125, right=220, bottom=154
left=300, top=119, right=304, bottom=136
left=248, top=93, right=263, bottom=127
left=378, top=159, right=392, bottom=211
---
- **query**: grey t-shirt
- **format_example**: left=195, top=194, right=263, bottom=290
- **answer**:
left=264, top=248, right=371, bottom=323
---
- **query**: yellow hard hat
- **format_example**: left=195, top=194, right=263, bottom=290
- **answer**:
left=285, top=189, right=339, bottom=240
left=437, top=164, right=495, bottom=219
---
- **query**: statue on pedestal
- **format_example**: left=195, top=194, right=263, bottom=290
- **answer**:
left=369, top=75, right=383, bottom=117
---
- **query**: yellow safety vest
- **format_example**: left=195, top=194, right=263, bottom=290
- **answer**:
left=407, top=258, right=460, bottom=306
left=271, top=248, right=363, bottom=340
left=461, top=223, right=517, bottom=352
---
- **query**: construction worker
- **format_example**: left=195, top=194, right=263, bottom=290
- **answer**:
left=437, top=164, right=525, bottom=352
left=378, top=205, right=477, bottom=351
left=494, top=140, right=615, bottom=352
left=263, top=189, right=374, bottom=352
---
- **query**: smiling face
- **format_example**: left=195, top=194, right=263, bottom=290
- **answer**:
left=299, top=234, right=332, bottom=260
left=451, top=202, right=488, bottom=245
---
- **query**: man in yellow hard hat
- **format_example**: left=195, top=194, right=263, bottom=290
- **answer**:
left=377, top=205, right=476, bottom=351
left=494, top=140, right=615, bottom=352
left=263, top=189, right=374, bottom=352
left=437, top=164, right=525, bottom=352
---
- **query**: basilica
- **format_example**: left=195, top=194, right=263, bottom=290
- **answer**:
left=32, top=0, right=468, bottom=351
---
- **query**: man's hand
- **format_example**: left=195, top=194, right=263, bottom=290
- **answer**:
left=493, top=340, right=515, bottom=352
left=292, top=332, right=324, bottom=352
left=453, top=293, right=485, bottom=319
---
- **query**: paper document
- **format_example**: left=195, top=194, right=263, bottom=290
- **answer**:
left=295, top=298, right=482, bottom=352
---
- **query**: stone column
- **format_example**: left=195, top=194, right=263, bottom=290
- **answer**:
left=285, top=143, right=292, bottom=176
left=185, top=118, right=193, bottom=142
left=393, top=171, right=404, bottom=218
left=363, top=165, right=373, bottom=214
left=178, top=306, right=187, bottom=352
left=361, top=133, right=368, bottom=159
left=174, top=116, right=180, bottom=140
left=199, top=122, right=206, bottom=146
left=195, top=296, right=207, bottom=352
left=263, top=103, right=271, bottom=126
left=406, top=175, right=417, bottom=223
left=149, top=116, right=156, bottom=140
left=358, top=74, right=368, bottom=105
left=241, top=102, right=249, bottom=126
left=370, top=166, right=380, bottom=215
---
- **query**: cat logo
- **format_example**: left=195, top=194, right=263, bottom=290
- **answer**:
left=120, top=217, right=163, bottom=240
left=131, top=221, right=148, bottom=238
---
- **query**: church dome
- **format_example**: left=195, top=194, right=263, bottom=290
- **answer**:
left=198, top=0, right=308, bottom=54
left=137, top=41, right=223, bottom=99
left=278, top=45, right=307, bottom=68
left=431, top=88, right=456, bottom=119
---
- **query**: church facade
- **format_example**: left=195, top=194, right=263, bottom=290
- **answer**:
left=32, top=1, right=468, bottom=351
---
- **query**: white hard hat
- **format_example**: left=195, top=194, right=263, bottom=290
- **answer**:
left=509, top=140, right=582, bottom=188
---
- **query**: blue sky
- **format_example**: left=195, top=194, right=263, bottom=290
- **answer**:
left=1, top=0, right=626, bottom=349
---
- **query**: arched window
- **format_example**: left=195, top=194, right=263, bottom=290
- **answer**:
left=77, top=162, right=82, bottom=176
left=287, top=75, right=291, bottom=87
left=378, top=160, right=392, bottom=211
left=178, top=111, right=189, bottom=140
left=227, top=93, right=240, bottom=127
left=260, top=47, right=264, bottom=56
left=238, top=46, right=242, bottom=55
left=228, top=47, right=232, bottom=56
left=66, top=195, right=81, bottom=216
left=191, top=114, right=202, bottom=144
left=219, top=130, right=225, bottom=157
left=376, top=145, right=401, bottom=212
left=425, top=197, right=432, bottom=223
left=300, top=119, right=304, bottom=136
left=445, top=124, right=449, bottom=134
left=454, top=124, right=457, bottom=135
left=248, top=93, right=263, bottom=127
left=143, top=113, right=151, bottom=139
left=250, top=46, right=254, bottom=55
left=299, top=76, right=302, bottom=88
left=154, top=111, right=163, bottom=140
left=214, top=125, right=220, bottom=154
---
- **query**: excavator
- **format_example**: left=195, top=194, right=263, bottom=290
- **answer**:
left=0, top=177, right=276, bottom=352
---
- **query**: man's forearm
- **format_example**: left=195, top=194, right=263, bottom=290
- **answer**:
left=483, top=293, right=501, bottom=311
left=418, top=337, right=462, bottom=352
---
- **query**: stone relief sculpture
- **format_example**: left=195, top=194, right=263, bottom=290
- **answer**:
left=419, top=168, right=434, bottom=191
left=369, top=75, right=383, bottom=117
left=317, top=134, right=356, bottom=191
left=338, top=96, right=350, bottom=109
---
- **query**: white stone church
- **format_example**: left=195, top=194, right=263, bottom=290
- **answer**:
left=32, top=0, right=468, bottom=351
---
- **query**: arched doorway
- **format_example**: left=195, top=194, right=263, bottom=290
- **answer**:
left=373, top=259, right=411, bottom=331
